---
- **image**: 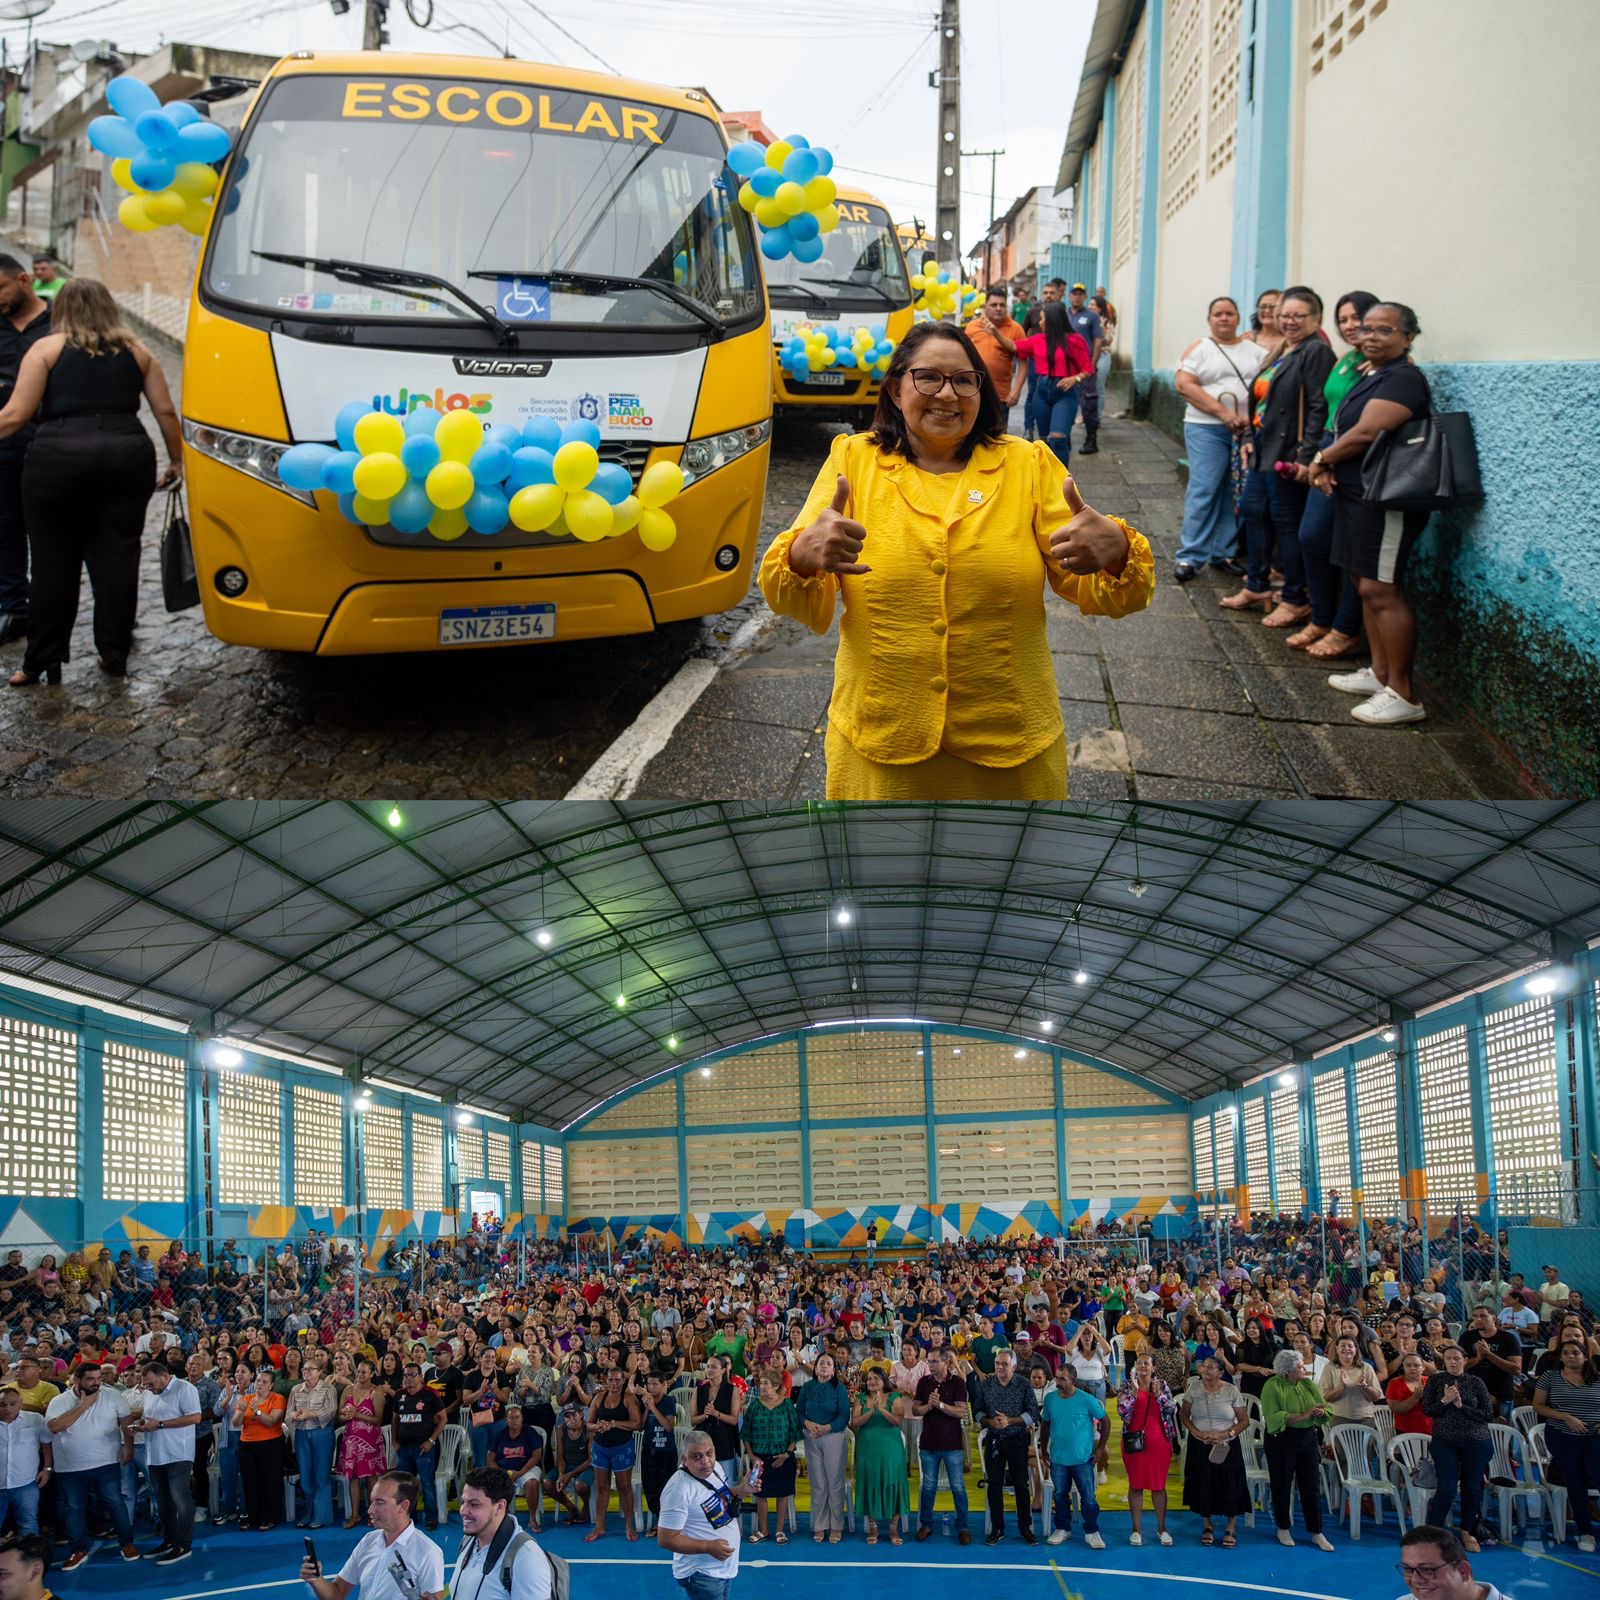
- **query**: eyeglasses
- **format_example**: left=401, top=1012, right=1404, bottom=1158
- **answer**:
left=908, top=367, right=984, bottom=397
left=1397, top=1563, right=1453, bottom=1581
left=1275, top=311, right=1310, bottom=323
left=1362, top=325, right=1403, bottom=337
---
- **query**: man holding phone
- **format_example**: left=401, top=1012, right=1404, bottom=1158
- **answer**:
left=298, top=1471, right=445, bottom=1600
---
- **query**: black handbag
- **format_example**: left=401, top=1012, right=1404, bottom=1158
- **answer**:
left=160, top=486, right=201, bottom=612
left=1360, top=411, right=1482, bottom=512
left=1122, top=1427, right=1147, bottom=1453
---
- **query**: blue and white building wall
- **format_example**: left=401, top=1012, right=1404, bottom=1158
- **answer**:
left=1066, top=0, right=1600, bottom=793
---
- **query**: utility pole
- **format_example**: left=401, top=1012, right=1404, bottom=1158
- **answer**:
left=362, top=0, right=388, bottom=51
left=962, top=145, right=1004, bottom=288
left=933, top=0, right=960, bottom=276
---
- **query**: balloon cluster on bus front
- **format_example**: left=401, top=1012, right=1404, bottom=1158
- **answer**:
left=88, top=76, right=232, bottom=236
left=910, top=269, right=980, bottom=320
left=727, top=137, right=839, bottom=264
left=276, top=408, right=685, bottom=547
left=781, top=324, right=896, bottom=384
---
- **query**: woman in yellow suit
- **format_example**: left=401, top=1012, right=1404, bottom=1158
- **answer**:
left=759, top=321, right=1154, bottom=799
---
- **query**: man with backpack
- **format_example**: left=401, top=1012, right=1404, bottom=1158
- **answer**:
left=449, top=1468, right=564, bottom=1600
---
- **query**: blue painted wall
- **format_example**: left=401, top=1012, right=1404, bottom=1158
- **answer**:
left=1132, top=0, right=1163, bottom=395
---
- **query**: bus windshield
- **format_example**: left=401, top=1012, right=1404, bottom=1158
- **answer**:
left=763, top=202, right=910, bottom=311
left=205, top=74, right=763, bottom=334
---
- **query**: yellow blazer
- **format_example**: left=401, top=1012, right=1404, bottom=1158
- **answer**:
left=759, top=431, right=1155, bottom=766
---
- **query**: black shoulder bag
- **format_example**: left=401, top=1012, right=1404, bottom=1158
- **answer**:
left=1360, top=398, right=1483, bottom=513
left=159, top=486, right=201, bottom=612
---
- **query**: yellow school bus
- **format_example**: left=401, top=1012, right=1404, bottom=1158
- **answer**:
left=767, top=186, right=913, bottom=417
left=183, top=52, right=772, bottom=654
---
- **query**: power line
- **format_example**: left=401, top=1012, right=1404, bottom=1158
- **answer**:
left=519, top=1, right=616, bottom=73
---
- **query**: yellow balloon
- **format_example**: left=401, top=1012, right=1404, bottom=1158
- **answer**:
left=179, top=200, right=212, bottom=237
left=434, top=409, right=484, bottom=464
left=118, top=194, right=158, bottom=233
left=803, top=175, right=837, bottom=211
left=765, top=140, right=793, bottom=171
left=351, top=492, right=393, bottom=526
left=637, top=507, right=677, bottom=552
left=508, top=482, right=565, bottom=532
left=637, top=460, right=685, bottom=510
left=819, top=348, right=837, bottom=367
left=737, top=182, right=758, bottom=213
left=429, top=506, right=468, bottom=542
left=352, top=451, right=407, bottom=500
left=551, top=440, right=599, bottom=491
left=816, top=204, right=840, bottom=234
left=565, top=489, right=613, bottom=543
left=353, top=412, right=406, bottom=457
left=774, top=181, right=806, bottom=216
left=753, top=197, right=788, bottom=230
left=425, top=460, right=475, bottom=510
left=142, top=189, right=186, bottom=226
left=111, top=158, right=139, bottom=194
left=610, top=495, right=642, bottom=535
left=171, top=162, right=219, bottom=200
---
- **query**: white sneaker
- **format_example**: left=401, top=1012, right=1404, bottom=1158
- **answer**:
left=1047, top=1529, right=1068, bottom=1545
left=1157, top=1530, right=1173, bottom=1546
left=1577, top=1534, right=1596, bottom=1553
left=1351, top=685, right=1426, bottom=725
left=1128, top=1531, right=1142, bottom=1546
left=1086, top=1531, right=1106, bottom=1550
left=1277, top=1529, right=1295, bottom=1547
left=1096, top=1469, right=1107, bottom=1485
left=1312, top=1533, right=1335, bottom=1552
left=1329, top=667, right=1383, bottom=695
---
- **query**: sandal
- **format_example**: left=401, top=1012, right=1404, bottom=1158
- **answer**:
left=1222, top=1531, right=1236, bottom=1548
left=775, top=1531, right=788, bottom=1545
left=1219, top=588, right=1278, bottom=611
left=813, top=1532, right=825, bottom=1543
left=829, top=1531, right=842, bottom=1544
left=1286, top=623, right=1330, bottom=650
left=1306, top=628, right=1365, bottom=660
left=748, top=1531, right=766, bottom=1544
left=1262, top=602, right=1312, bottom=628
left=889, top=1531, right=902, bottom=1546
left=1200, top=1527, right=1214, bottom=1545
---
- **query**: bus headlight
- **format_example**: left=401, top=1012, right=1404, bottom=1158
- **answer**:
left=182, top=420, right=316, bottom=506
left=679, top=419, right=772, bottom=486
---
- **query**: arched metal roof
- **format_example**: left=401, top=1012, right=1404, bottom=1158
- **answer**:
left=0, top=801, right=1595, bottom=1128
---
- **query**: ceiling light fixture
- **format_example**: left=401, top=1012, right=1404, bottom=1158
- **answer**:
left=533, top=927, right=554, bottom=949
left=835, top=906, right=852, bottom=927
left=1013, top=1048, right=1027, bottom=1061
left=1382, top=1028, right=1397, bottom=1044
left=455, top=1110, right=474, bottom=1126
left=1525, top=971, right=1562, bottom=997
left=353, top=1090, right=371, bottom=1111
left=952, top=1047, right=962, bottom=1057
left=701, top=1066, right=712, bottom=1078
left=1074, top=969, right=1089, bottom=985
left=1127, top=880, right=1148, bottom=898
left=385, top=806, right=402, bottom=829
left=666, top=1034, right=679, bottom=1052
left=1276, top=1070, right=1296, bottom=1088
left=1040, top=1018, right=1056, bottom=1033
left=210, top=1044, right=243, bottom=1069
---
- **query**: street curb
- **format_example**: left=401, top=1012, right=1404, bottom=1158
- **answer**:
left=563, top=657, right=720, bottom=799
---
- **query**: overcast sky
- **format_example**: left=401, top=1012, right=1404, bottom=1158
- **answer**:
left=5, top=0, right=1093, bottom=263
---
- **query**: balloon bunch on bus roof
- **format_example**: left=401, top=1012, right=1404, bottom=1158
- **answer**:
left=911, top=270, right=980, bottom=320
left=89, top=75, right=232, bottom=236
left=728, top=137, right=839, bottom=263
left=276, top=410, right=685, bottom=547
left=781, top=324, right=895, bottom=385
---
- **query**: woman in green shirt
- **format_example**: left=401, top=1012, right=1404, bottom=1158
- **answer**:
left=741, top=1369, right=801, bottom=1543
left=1292, top=290, right=1379, bottom=658
left=1260, top=1347, right=1335, bottom=1550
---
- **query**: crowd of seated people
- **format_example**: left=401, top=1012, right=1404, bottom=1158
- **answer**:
left=0, top=1216, right=1590, bottom=1569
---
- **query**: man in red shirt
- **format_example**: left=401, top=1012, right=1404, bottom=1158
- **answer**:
left=1027, top=1306, right=1068, bottom=1375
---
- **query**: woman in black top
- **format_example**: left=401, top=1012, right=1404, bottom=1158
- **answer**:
left=1419, top=1344, right=1494, bottom=1552
left=1233, top=1318, right=1278, bottom=1400
left=0, top=277, right=181, bottom=684
left=691, top=1352, right=744, bottom=1478
left=584, top=1368, right=641, bottom=1543
left=1309, top=302, right=1434, bottom=725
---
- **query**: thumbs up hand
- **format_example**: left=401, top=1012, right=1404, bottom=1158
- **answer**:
left=788, top=475, right=872, bottom=577
left=1048, top=473, right=1129, bottom=575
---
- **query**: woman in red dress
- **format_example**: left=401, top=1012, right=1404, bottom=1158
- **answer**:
left=1117, top=1350, right=1180, bottom=1546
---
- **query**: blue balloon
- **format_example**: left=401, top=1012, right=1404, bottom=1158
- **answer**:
left=522, top=417, right=562, bottom=453
left=323, top=451, right=362, bottom=494
left=387, top=482, right=434, bottom=534
left=786, top=336, right=807, bottom=356
left=334, top=401, right=373, bottom=452
left=727, top=140, right=767, bottom=178
left=336, top=490, right=361, bottom=525
left=782, top=149, right=820, bottom=186
left=165, top=101, right=202, bottom=128
left=507, top=447, right=556, bottom=489
left=129, top=149, right=177, bottom=192
left=484, top=423, right=521, bottom=455
left=177, top=121, right=231, bottom=164
left=402, top=406, right=440, bottom=437
left=814, top=148, right=834, bottom=176
left=938, top=270, right=952, bottom=284
left=591, top=462, right=632, bottom=506
left=871, top=325, right=886, bottom=342
left=748, top=167, right=782, bottom=198
left=791, top=234, right=825, bottom=265
left=464, top=487, right=511, bottom=535
left=87, top=115, right=144, bottom=159
left=838, top=349, right=858, bottom=369
left=785, top=134, right=810, bottom=150
left=135, top=110, right=181, bottom=151
left=788, top=211, right=820, bottom=243
left=277, top=442, right=338, bottom=491
left=560, top=418, right=601, bottom=450
left=876, top=340, right=894, bottom=359
left=400, top=435, right=441, bottom=478
left=760, top=226, right=793, bottom=261
left=105, top=76, right=161, bottom=121
left=469, top=442, right=512, bottom=484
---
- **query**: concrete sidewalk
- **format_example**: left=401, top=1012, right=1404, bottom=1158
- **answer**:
left=628, top=411, right=1535, bottom=801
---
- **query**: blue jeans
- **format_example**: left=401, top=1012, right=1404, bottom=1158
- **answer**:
left=217, top=1437, right=241, bottom=1517
left=295, top=1425, right=335, bottom=1527
left=918, top=1447, right=969, bottom=1531
left=1248, top=468, right=1309, bottom=605
left=1029, top=379, right=1081, bottom=469
left=1175, top=422, right=1238, bottom=568
left=679, top=1576, right=731, bottom=1600
left=1024, top=369, right=1040, bottom=435
left=395, top=1443, right=440, bottom=1523
left=1298, top=456, right=1363, bottom=633
left=0, top=1482, right=39, bottom=1536
left=1238, top=465, right=1269, bottom=578
left=58, top=1462, right=134, bottom=1553
left=1427, top=1435, right=1493, bottom=1536
left=1050, top=1460, right=1100, bottom=1534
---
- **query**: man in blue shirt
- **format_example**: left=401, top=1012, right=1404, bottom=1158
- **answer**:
left=1066, top=285, right=1105, bottom=453
left=1040, top=1362, right=1108, bottom=1547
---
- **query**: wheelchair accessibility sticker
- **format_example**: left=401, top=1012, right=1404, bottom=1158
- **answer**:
left=496, top=278, right=552, bottom=321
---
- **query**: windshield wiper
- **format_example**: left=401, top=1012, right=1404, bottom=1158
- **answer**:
left=800, top=277, right=902, bottom=307
left=772, top=280, right=829, bottom=305
left=254, top=251, right=515, bottom=347
left=469, top=269, right=724, bottom=333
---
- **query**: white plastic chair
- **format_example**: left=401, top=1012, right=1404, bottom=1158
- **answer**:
left=1487, top=1421, right=1544, bottom=1542
left=1510, top=1405, right=1540, bottom=1444
left=1525, top=1424, right=1568, bottom=1545
left=1108, top=1335, right=1126, bottom=1389
left=1372, top=1404, right=1396, bottom=1458
left=1330, top=1423, right=1407, bottom=1540
left=1238, top=1426, right=1271, bottom=1529
left=434, top=1423, right=471, bottom=1520
left=1386, top=1433, right=1433, bottom=1528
